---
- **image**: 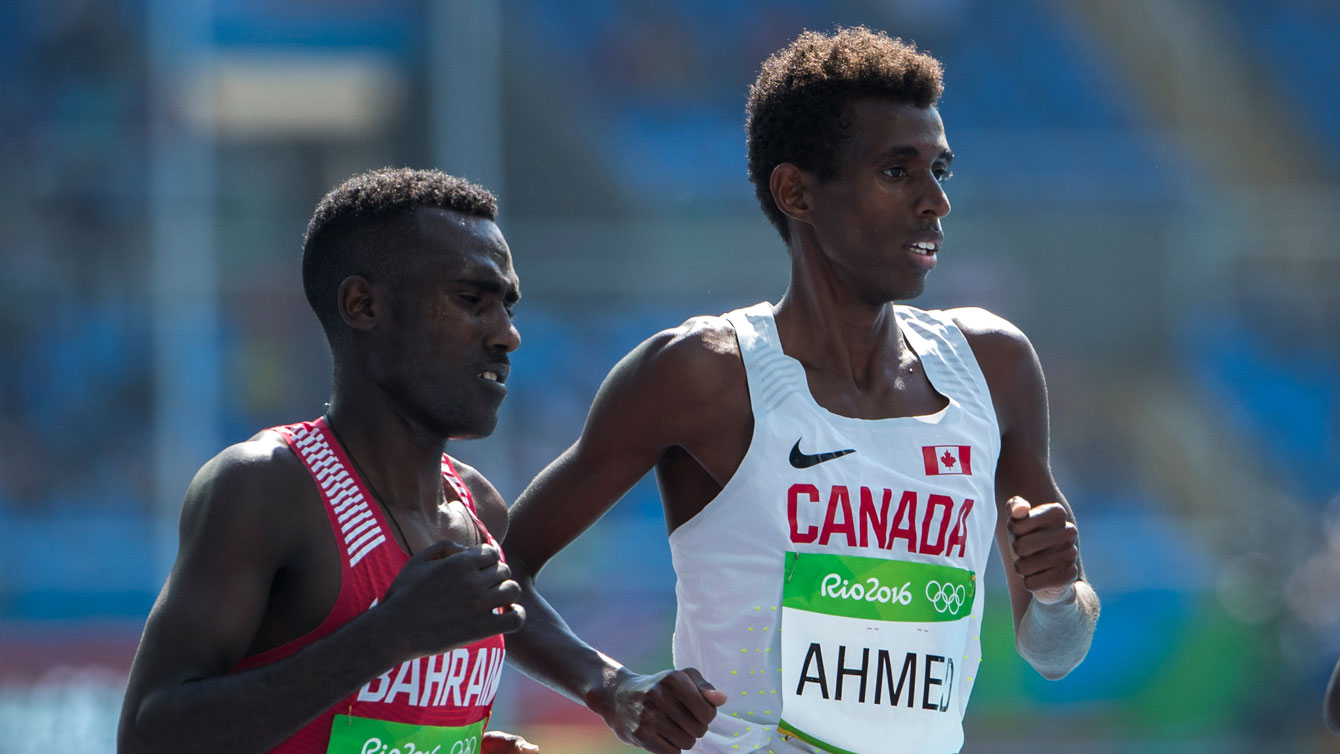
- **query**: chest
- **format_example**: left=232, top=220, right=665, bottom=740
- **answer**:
left=749, top=395, right=998, bottom=564
left=251, top=482, right=484, bottom=656
left=802, top=365, right=949, bottom=423
left=384, top=497, right=485, bottom=556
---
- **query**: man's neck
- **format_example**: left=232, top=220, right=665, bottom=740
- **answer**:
left=323, top=392, right=448, bottom=514
left=774, top=282, right=910, bottom=383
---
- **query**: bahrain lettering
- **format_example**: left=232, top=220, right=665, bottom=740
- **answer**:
left=357, top=647, right=505, bottom=709
left=788, top=484, right=975, bottom=558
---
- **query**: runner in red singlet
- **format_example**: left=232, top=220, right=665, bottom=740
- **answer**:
left=119, top=168, right=538, bottom=753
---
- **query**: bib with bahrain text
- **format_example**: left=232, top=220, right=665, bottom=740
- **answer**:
left=327, top=715, right=484, bottom=754
left=778, top=553, right=978, bottom=754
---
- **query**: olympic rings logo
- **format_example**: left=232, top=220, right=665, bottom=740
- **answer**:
left=925, top=580, right=967, bottom=615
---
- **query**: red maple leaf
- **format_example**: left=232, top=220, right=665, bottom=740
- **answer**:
left=940, top=450, right=957, bottom=468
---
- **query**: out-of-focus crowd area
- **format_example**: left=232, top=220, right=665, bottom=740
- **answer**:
left=1, top=1, right=1338, bottom=752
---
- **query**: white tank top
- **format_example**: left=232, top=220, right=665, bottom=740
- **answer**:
left=669, top=302, right=1000, bottom=754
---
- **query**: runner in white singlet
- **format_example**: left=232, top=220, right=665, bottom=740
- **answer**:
left=663, top=304, right=999, bottom=753
left=504, top=27, right=1101, bottom=754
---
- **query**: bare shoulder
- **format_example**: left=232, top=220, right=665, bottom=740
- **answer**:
left=617, top=314, right=743, bottom=398
left=193, top=430, right=307, bottom=497
left=634, top=314, right=740, bottom=369
left=448, top=457, right=508, bottom=539
left=945, top=306, right=1031, bottom=354
left=945, top=306, right=1040, bottom=375
left=944, top=307, right=1046, bottom=434
left=571, top=312, right=749, bottom=476
left=179, top=430, right=312, bottom=542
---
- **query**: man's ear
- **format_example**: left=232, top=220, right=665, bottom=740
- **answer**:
left=769, top=162, right=813, bottom=228
left=337, top=275, right=380, bottom=332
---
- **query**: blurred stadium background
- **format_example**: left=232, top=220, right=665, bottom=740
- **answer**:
left=1, top=0, right=1338, bottom=751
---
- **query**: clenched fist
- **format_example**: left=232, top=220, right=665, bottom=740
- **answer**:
left=1006, top=496, right=1079, bottom=604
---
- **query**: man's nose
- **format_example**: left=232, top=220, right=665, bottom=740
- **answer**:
left=918, top=174, right=951, bottom=219
left=489, top=310, right=521, bottom=353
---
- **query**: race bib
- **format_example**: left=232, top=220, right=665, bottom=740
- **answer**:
left=778, top=552, right=977, bottom=754
left=327, top=715, right=484, bottom=754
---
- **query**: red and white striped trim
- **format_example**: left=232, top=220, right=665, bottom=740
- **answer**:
left=291, top=425, right=386, bottom=567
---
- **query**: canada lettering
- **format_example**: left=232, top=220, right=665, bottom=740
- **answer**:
left=794, top=642, right=954, bottom=712
left=788, top=484, right=974, bottom=558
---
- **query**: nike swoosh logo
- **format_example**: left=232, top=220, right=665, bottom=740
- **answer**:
left=789, top=438, right=857, bottom=469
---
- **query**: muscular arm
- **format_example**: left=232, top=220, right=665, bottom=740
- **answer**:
left=119, top=438, right=522, bottom=754
left=956, top=308, right=1100, bottom=681
left=503, top=320, right=739, bottom=753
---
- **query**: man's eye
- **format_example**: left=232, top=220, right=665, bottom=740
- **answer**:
left=935, top=169, right=954, bottom=183
left=452, top=294, right=483, bottom=313
left=883, top=166, right=906, bottom=179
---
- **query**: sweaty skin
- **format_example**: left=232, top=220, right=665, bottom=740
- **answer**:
left=503, top=100, right=1098, bottom=753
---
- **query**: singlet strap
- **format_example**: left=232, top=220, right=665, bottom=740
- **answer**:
left=440, top=454, right=502, bottom=553
left=440, top=454, right=476, bottom=513
left=896, top=306, right=1000, bottom=436
left=284, top=419, right=390, bottom=569
left=723, top=302, right=805, bottom=413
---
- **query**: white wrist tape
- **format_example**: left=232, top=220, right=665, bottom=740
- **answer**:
left=1034, top=583, right=1077, bottom=606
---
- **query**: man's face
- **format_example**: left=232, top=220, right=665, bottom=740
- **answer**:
left=375, top=208, right=521, bottom=440
left=804, top=99, right=953, bottom=303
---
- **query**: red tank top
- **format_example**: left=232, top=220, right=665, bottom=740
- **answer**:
left=232, top=418, right=507, bottom=753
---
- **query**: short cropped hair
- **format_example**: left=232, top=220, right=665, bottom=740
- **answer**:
left=301, top=167, right=497, bottom=340
left=746, top=26, right=944, bottom=242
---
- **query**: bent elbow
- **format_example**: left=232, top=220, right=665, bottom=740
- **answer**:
left=117, top=719, right=150, bottom=754
left=1016, top=649, right=1076, bottom=681
left=1325, top=704, right=1340, bottom=736
left=1036, top=663, right=1076, bottom=682
left=117, top=695, right=177, bottom=754
left=1015, top=639, right=1089, bottom=682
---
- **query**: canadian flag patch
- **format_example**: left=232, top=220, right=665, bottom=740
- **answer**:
left=923, top=445, right=972, bottom=475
